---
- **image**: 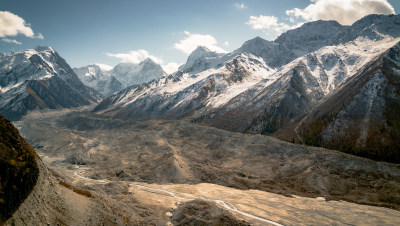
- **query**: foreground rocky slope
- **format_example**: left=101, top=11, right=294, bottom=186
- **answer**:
left=1, top=113, right=169, bottom=225
left=5, top=154, right=147, bottom=225
left=0, top=46, right=101, bottom=120
left=0, top=114, right=38, bottom=223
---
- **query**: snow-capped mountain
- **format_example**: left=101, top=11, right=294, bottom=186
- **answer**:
left=178, top=46, right=225, bottom=73
left=73, top=64, right=123, bottom=97
left=205, top=38, right=399, bottom=134
left=94, top=14, right=400, bottom=162
left=0, top=46, right=101, bottom=120
left=296, top=40, right=400, bottom=163
left=94, top=53, right=276, bottom=118
left=178, top=14, right=400, bottom=74
left=109, top=58, right=167, bottom=88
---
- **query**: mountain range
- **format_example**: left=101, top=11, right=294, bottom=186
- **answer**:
left=0, top=14, right=399, bottom=162
left=73, top=58, right=166, bottom=97
left=94, top=14, right=400, bottom=163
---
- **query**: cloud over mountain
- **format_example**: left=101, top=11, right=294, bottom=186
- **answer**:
left=286, top=0, right=395, bottom=25
left=0, top=11, right=43, bottom=43
left=174, top=31, right=227, bottom=54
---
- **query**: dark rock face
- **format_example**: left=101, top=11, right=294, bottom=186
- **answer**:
left=0, top=114, right=39, bottom=223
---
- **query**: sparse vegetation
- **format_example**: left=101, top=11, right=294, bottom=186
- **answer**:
left=122, top=216, right=130, bottom=223
left=0, top=114, right=39, bottom=223
left=301, top=110, right=400, bottom=164
left=59, top=180, right=93, bottom=198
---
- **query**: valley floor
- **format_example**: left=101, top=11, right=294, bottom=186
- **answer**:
left=11, top=107, right=400, bottom=225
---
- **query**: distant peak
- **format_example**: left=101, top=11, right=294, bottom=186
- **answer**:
left=141, top=58, right=157, bottom=64
left=34, top=46, right=55, bottom=52
left=244, top=36, right=269, bottom=45
left=186, top=46, right=217, bottom=58
left=351, top=13, right=399, bottom=26
left=239, top=36, right=272, bottom=50
left=305, top=20, right=341, bottom=26
left=88, top=64, right=101, bottom=68
left=251, top=36, right=266, bottom=41
left=192, top=46, right=212, bottom=54
left=93, top=63, right=113, bottom=71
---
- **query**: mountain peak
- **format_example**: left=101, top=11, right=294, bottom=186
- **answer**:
left=347, top=13, right=400, bottom=40
left=86, top=64, right=102, bottom=70
left=141, top=58, right=157, bottom=65
left=240, top=36, right=271, bottom=50
left=109, top=59, right=166, bottom=88
left=250, top=36, right=267, bottom=42
left=179, top=46, right=223, bottom=73
left=353, top=13, right=397, bottom=25
left=193, top=46, right=211, bottom=53
left=34, top=46, right=55, bottom=53
left=276, top=20, right=343, bottom=43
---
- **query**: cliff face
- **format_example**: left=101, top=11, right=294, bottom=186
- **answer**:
left=0, top=114, right=38, bottom=223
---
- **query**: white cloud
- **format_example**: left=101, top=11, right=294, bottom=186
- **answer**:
left=174, top=31, right=227, bottom=55
left=247, top=15, right=279, bottom=30
left=246, top=15, right=303, bottom=35
left=35, top=33, right=44, bottom=39
left=106, top=49, right=163, bottom=64
left=286, top=0, right=395, bottom=25
left=163, top=62, right=181, bottom=74
left=235, top=3, right=247, bottom=9
left=2, top=38, right=22, bottom=45
left=106, top=49, right=179, bottom=74
left=0, top=11, right=43, bottom=39
left=94, top=63, right=113, bottom=71
left=224, top=41, right=229, bottom=46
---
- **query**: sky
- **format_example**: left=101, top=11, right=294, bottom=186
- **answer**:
left=1, top=0, right=399, bottom=73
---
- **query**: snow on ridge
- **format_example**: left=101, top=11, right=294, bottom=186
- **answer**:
left=100, top=36, right=400, bottom=114
left=276, top=37, right=400, bottom=95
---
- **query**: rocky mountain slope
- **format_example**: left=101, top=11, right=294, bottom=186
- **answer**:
left=295, top=41, right=400, bottom=163
left=206, top=38, right=399, bottom=134
left=0, top=114, right=38, bottom=223
left=0, top=46, right=101, bottom=120
left=73, top=64, right=123, bottom=97
left=93, top=14, right=400, bottom=162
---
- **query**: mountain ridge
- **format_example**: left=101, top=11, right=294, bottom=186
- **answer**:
left=93, top=14, right=400, bottom=162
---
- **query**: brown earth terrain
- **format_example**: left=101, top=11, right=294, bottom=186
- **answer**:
left=13, top=108, right=400, bottom=211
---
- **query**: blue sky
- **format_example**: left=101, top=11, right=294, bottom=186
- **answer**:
left=1, top=0, right=399, bottom=73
